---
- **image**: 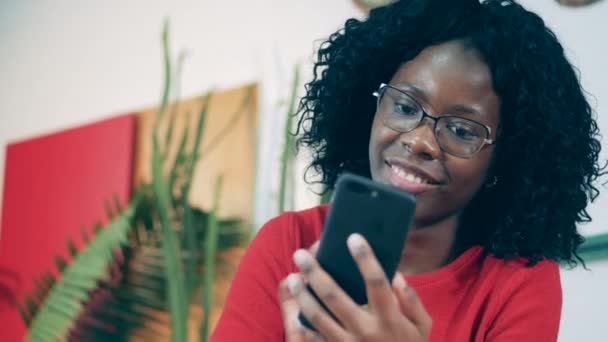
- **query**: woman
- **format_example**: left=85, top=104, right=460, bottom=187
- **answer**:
left=212, top=0, right=604, bottom=341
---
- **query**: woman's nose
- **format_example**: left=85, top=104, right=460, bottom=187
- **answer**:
left=399, top=121, right=442, bottom=160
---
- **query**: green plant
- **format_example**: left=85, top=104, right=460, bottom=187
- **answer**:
left=17, top=20, right=251, bottom=342
left=278, top=64, right=301, bottom=214
left=22, top=197, right=140, bottom=340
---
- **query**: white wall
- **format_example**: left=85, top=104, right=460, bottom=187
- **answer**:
left=0, top=1, right=606, bottom=341
left=560, top=258, right=608, bottom=341
left=0, top=0, right=361, bottom=231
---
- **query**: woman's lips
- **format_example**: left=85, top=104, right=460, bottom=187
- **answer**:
left=384, top=161, right=440, bottom=194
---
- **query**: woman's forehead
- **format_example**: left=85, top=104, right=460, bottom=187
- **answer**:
left=391, top=41, right=491, bottom=87
left=388, top=41, right=500, bottom=121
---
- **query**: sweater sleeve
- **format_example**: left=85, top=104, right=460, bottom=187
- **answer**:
left=209, top=213, right=299, bottom=342
left=485, top=260, right=562, bottom=342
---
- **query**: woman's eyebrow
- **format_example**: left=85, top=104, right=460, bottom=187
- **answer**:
left=394, top=82, right=429, bottom=102
left=395, top=83, right=482, bottom=117
left=448, top=104, right=482, bottom=117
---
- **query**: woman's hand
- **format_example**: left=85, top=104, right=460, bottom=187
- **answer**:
left=279, top=233, right=432, bottom=341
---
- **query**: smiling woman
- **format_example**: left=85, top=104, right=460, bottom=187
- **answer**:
left=211, top=0, right=604, bottom=341
left=368, top=42, right=501, bottom=231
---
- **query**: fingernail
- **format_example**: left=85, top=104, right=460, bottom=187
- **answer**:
left=347, top=233, right=367, bottom=256
left=287, top=273, right=303, bottom=295
left=393, top=273, right=408, bottom=291
left=293, top=249, right=313, bottom=273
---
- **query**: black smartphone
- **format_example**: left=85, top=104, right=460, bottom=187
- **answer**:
left=298, top=172, right=416, bottom=331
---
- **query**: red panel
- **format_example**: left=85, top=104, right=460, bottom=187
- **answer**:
left=0, top=114, right=136, bottom=341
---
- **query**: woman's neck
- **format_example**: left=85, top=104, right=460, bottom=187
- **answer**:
left=398, top=215, right=460, bottom=275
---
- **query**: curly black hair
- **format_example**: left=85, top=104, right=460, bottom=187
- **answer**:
left=295, top=0, right=605, bottom=266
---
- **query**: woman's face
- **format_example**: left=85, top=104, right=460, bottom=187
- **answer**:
left=369, top=40, right=501, bottom=226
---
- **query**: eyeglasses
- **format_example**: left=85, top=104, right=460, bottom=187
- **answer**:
left=373, top=83, right=495, bottom=158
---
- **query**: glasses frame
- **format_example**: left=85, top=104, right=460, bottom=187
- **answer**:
left=372, top=83, right=495, bottom=158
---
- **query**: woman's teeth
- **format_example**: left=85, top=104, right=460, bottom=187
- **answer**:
left=391, top=165, right=429, bottom=184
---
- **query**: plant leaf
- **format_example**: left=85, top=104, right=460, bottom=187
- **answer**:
left=164, top=50, right=188, bottom=156
left=155, top=18, right=172, bottom=126
left=25, top=199, right=139, bottom=341
left=185, top=93, right=211, bottom=184
left=55, top=256, right=68, bottom=273
left=168, top=121, right=190, bottom=208
left=67, top=239, right=79, bottom=258
left=104, top=198, right=115, bottom=220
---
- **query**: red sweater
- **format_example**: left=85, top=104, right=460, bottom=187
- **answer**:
left=211, top=205, right=561, bottom=341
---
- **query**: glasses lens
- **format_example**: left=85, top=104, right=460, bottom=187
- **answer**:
left=436, top=116, right=488, bottom=158
left=378, top=87, right=422, bottom=132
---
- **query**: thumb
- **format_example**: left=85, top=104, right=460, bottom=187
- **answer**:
left=392, top=272, right=433, bottom=339
left=279, top=276, right=307, bottom=342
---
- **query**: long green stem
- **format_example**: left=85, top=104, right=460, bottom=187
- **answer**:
left=181, top=95, right=211, bottom=297
left=154, top=19, right=172, bottom=147
left=200, top=176, right=223, bottom=342
left=152, top=20, right=187, bottom=342
left=278, top=65, right=300, bottom=213
left=186, top=94, right=211, bottom=183
left=183, top=202, right=197, bottom=297
left=152, top=138, right=187, bottom=342
left=164, top=50, right=188, bottom=153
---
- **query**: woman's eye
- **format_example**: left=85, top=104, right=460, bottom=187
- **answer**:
left=447, top=124, right=481, bottom=141
left=394, top=102, right=418, bottom=116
